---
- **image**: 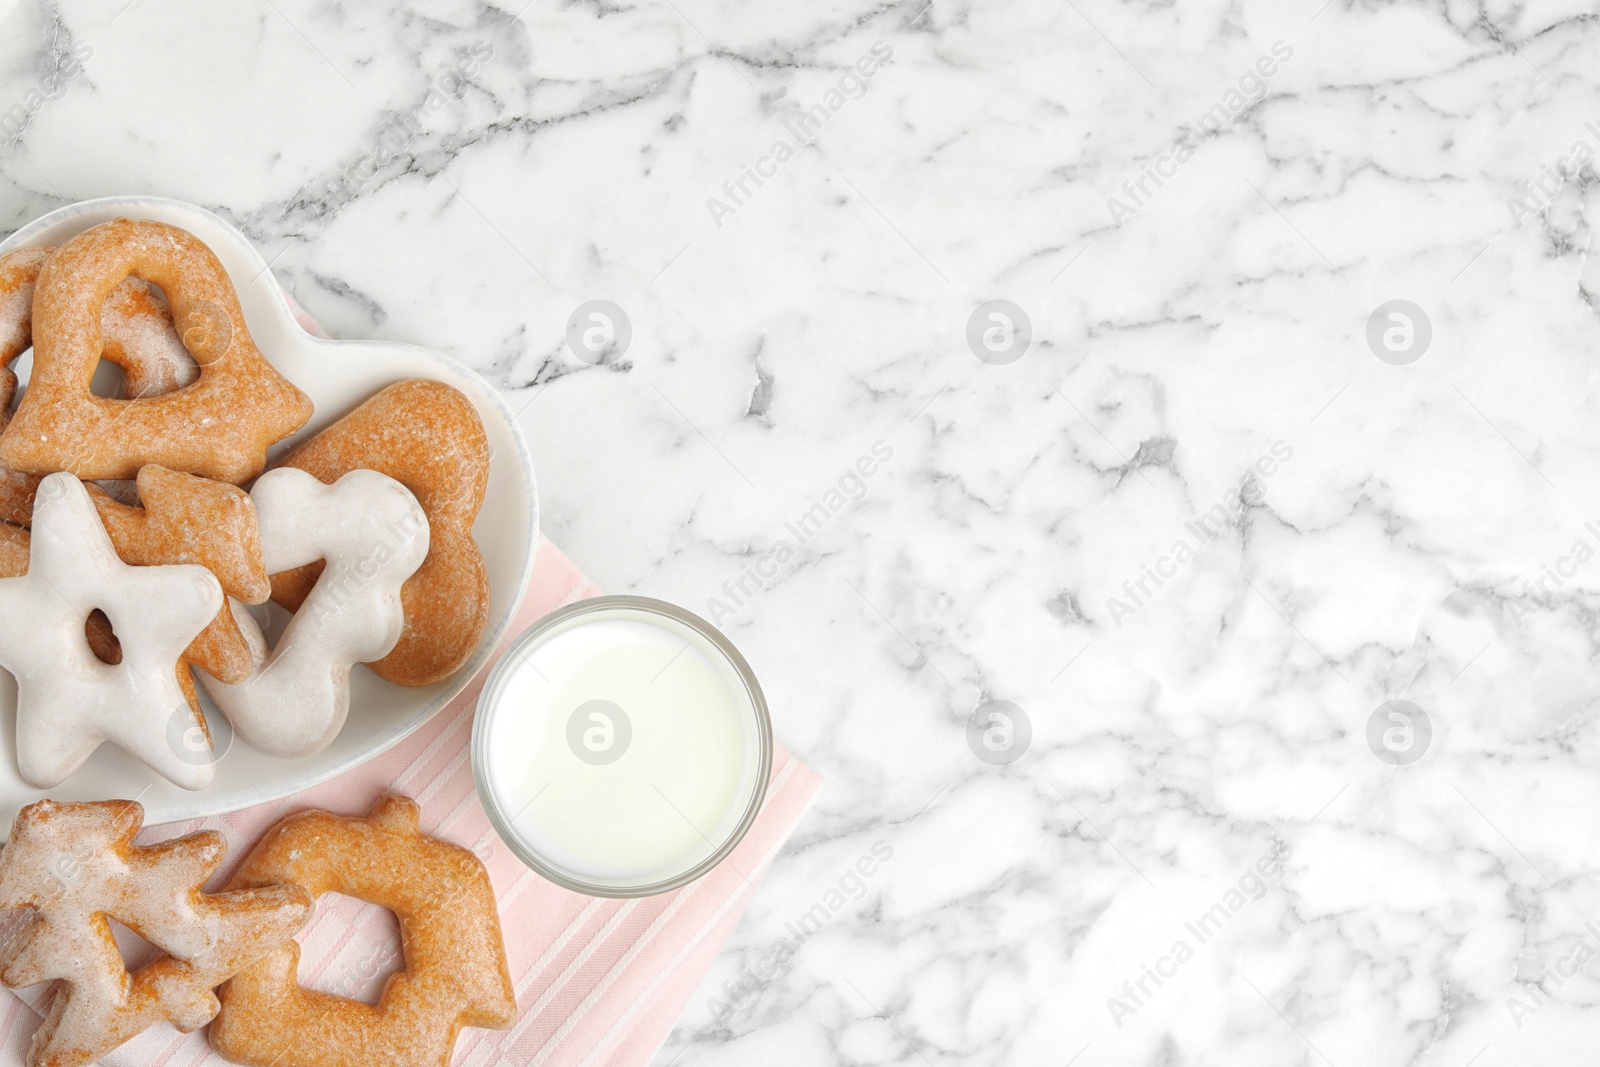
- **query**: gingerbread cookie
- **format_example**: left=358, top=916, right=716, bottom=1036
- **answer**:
left=0, top=246, right=194, bottom=526
left=210, top=794, right=515, bottom=1067
left=0, top=799, right=312, bottom=1067
left=86, top=464, right=270, bottom=688
left=0, top=469, right=36, bottom=529
left=0, top=473, right=221, bottom=788
left=0, top=521, right=26, bottom=575
left=0, top=467, right=268, bottom=696
left=0, top=247, right=47, bottom=368
left=198, top=467, right=428, bottom=757
left=100, top=276, right=199, bottom=397
left=90, top=278, right=201, bottom=508
left=272, top=379, right=490, bottom=687
left=0, top=249, right=50, bottom=532
left=0, top=219, right=313, bottom=483
left=0, top=524, right=113, bottom=683
left=0, top=543, right=126, bottom=671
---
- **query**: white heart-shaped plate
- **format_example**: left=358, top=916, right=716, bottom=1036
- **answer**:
left=0, top=196, right=539, bottom=831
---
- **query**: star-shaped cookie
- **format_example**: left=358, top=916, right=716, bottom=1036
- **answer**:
left=0, top=473, right=222, bottom=789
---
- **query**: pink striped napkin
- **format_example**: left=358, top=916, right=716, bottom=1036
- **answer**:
left=0, top=418, right=821, bottom=1063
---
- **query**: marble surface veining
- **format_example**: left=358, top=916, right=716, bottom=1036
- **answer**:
left=5, top=0, right=1600, bottom=1063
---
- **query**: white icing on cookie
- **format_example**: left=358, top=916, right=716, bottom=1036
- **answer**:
left=0, top=473, right=222, bottom=789
left=198, top=468, right=429, bottom=758
left=0, top=799, right=313, bottom=1067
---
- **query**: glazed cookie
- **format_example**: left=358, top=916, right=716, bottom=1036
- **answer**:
left=0, top=799, right=312, bottom=1067
left=100, top=275, right=198, bottom=397
left=0, top=521, right=118, bottom=665
left=0, top=246, right=194, bottom=526
left=88, top=465, right=267, bottom=601
left=0, top=248, right=47, bottom=527
left=272, top=379, right=490, bottom=687
left=0, top=468, right=269, bottom=695
left=210, top=794, right=515, bottom=1067
left=87, top=464, right=270, bottom=689
left=0, top=468, right=35, bottom=530
left=0, top=218, right=314, bottom=483
left=0, top=247, right=46, bottom=366
left=0, top=473, right=222, bottom=789
left=92, top=278, right=202, bottom=506
left=0, top=247, right=194, bottom=397
left=198, top=467, right=428, bottom=758
left=0, top=520, right=26, bottom=575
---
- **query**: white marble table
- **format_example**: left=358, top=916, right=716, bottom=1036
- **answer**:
left=3, top=1, right=1599, bottom=1063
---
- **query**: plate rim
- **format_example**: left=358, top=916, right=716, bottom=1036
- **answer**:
left=0, top=194, right=539, bottom=825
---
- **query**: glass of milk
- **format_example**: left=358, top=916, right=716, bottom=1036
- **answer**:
left=471, top=596, right=772, bottom=896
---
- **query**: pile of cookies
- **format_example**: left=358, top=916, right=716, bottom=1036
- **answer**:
left=0, top=217, right=492, bottom=789
left=0, top=793, right=514, bottom=1067
left=0, top=218, right=514, bottom=1064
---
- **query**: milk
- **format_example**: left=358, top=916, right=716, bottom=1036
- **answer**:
left=475, top=600, right=768, bottom=894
